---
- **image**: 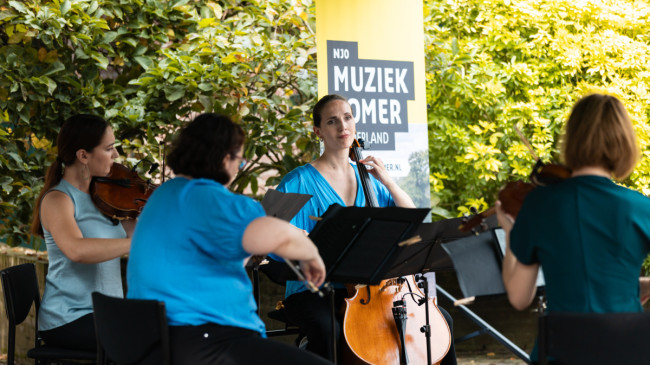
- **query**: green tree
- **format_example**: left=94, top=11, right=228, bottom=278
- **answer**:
left=0, top=0, right=319, bottom=247
left=424, top=0, right=650, bottom=219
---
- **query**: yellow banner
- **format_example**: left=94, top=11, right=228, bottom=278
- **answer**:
left=315, top=0, right=429, bottom=206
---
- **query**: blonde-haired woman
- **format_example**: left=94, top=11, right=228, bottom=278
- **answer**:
left=497, top=93, right=650, bottom=363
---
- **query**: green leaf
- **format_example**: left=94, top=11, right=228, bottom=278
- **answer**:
left=134, top=56, right=154, bottom=70
left=61, top=0, right=71, bottom=15
left=164, top=86, right=185, bottom=101
left=91, top=53, right=109, bottom=69
left=42, top=61, right=66, bottom=76
left=103, top=31, right=118, bottom=43
left=8, top=1, right=29, bottom=14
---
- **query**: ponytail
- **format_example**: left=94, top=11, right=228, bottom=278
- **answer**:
left=30, top=158, right=65, bottom=237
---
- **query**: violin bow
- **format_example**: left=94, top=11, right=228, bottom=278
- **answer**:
left=513, top=124, right=539, bottom=161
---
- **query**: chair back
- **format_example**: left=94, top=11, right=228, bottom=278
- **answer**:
left=92, top=292, right=170, bottom=365
left=1, top=263, right=41, bottom=326
left=1, top=263, right=98, bottom=364
left=538, top=311, right=650, bottom=365
left=1, top=263, right=41, bottom=365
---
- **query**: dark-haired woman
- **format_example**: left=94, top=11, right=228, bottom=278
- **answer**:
left=31, top=114, right=132, bottom=350
left=126, top=113, right=332, bottom=365
left=497, top=93, right=650, bottom=363
left=276, top=94, right=457, bottom=364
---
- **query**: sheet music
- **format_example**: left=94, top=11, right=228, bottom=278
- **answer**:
left=260, top=189, right=312, bottom=221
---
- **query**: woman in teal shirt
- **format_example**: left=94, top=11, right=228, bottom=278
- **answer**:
left=497, top=93, right=650, bottom=362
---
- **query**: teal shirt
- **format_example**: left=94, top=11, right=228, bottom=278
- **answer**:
left=127, top=178, right=267, bottom=335
left=510, top=175, right=650, bottom=359
left=39, top=179, right=125, bottom=331
left=276, top=163, right=395, bottom=297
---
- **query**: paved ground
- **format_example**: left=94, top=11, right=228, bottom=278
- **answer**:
left=457, top=352, right=528, bottom=364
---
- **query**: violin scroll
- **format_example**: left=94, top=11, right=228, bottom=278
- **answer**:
left=530, top=160, right=572, bottom=186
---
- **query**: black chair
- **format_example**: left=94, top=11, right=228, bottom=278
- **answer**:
left=91, top=292, right=170, bottom=365
left=251, top=258, right=304, bottom=341
left=0, top=263, right=96, bottom=365
left=538, top=311, right=650, bottom=365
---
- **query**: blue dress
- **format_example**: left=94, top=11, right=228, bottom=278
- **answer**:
left=276, top=163, right=395, bottom=297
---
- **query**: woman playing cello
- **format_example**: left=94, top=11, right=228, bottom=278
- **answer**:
left=276, top=94, right=457, bottom=364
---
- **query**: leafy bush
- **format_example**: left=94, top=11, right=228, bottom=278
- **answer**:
left=0, top=0, right=319, bottom=247
left=2, top=0, right=649, bottom=252
left=424, top=0, right=650, bottom=218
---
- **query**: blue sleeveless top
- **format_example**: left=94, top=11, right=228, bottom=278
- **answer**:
left=39, top=179, right=125, bottom=331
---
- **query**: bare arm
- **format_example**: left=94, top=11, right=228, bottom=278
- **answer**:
left=360, top=156, right=415, bottom=208
left=121, top=219, right=137, bottom=237
left=242, top=216, right=326, bottom=287
left=641, top=277, right=650, bottom=305
left=40, top=191, right=131, bottom=263
left=496, top=201, right=539, bottom=310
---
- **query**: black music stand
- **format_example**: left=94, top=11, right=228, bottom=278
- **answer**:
left=436, top=228, right=535, bottom=363
left=250, top=190, right=312, bottom=315
left=441, top=229, right=506, bottom=298
left=308, top=203, right=430, bottom=363
left=379, top=217, right=532, bottom=363
left=381, top=216, right=482, bottom=278
left=309, top=204, right=430, bottom=285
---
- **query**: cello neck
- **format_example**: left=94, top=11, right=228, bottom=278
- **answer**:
left=350, top=139, right=379, bottom=208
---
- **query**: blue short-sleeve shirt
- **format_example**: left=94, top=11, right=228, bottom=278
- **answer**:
left=127, top=177, right=267, bottom=335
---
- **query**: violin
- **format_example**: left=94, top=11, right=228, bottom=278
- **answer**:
left=458, top=127, right=572, bottom=233
left=90, top=162, right=158, bottom=221
left=342, top=139, right=451, bottom=365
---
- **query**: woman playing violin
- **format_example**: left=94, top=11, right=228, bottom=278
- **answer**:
left=30, top=114, right=132, bottom=351
left=276, top=94, right=457, bottom=364
left=497, top=93, right=650, bottom=363
left=126, top=113, right=332, bottom=365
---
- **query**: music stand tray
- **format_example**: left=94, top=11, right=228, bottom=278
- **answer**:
left=308, top=204, right=430, bottom=285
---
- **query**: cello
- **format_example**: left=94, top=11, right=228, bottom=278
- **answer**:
left=342, top=139, right=451, bottom=365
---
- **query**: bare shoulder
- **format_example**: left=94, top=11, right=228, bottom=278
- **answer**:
left=41, top=189, right=72, bottom=208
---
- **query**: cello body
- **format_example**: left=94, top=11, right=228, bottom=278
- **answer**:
left=342, top=276, right=451, bottom=365
left=343, top=139, right=451, bottom=364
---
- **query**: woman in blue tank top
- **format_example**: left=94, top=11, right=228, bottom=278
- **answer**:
left=30, top=114, right=132, bottom=350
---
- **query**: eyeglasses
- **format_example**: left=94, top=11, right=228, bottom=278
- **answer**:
left=234, top=155, right=247, bottom=170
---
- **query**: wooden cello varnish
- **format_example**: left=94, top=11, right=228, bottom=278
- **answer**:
left=343, top=278, right=451, bottom=364
left=342, top=139, right=451, bottom=364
